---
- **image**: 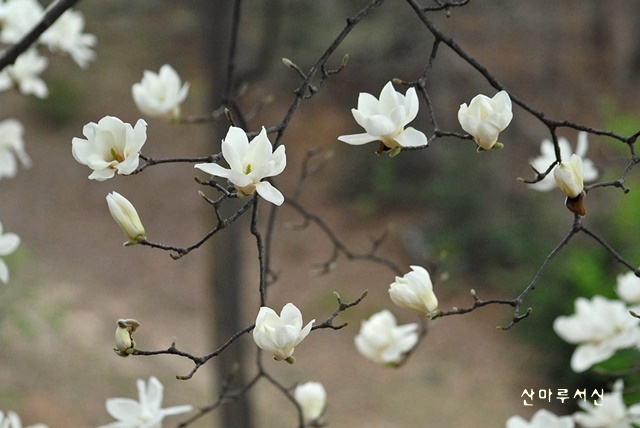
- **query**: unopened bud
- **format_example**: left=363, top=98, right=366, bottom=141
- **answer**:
left=341, top=54, right=349, bottom=68
left=106, top=192, right=146, bottom=246
left=282, top=58, right=294, bottom=68
left=114, top=318, right=140, bottom=357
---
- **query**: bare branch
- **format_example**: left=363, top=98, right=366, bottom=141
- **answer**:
left=285, top=198, right=403, bottom=276
left=312, top=290, right=369, bottom=330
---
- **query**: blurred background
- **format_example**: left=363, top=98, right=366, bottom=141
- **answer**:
left=1, top=0, right=640, bottom=426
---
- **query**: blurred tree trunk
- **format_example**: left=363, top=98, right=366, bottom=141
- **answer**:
left=199, top=0, right=253, bottom=427
left=591, top=0, right=640, bottom=84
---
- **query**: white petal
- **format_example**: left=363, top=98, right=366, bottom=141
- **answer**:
left=194, top=162, right=232, bottom=179
left=268, top=145, right=286, bottom=177
left=363, top=114, right=397, bottom=137
left=142, top=376, right=164, bottom=413
left=492, top=90, right=512, bottom=112
left=378, top=81, right=400, bottom=114
left=159, top=405, right=193, bottom=416
left=338, top=133, right=378, bottom=146
left=355, top=92, right=380, bottom=116
left=244, top=128, right=273, bottom=171
left=222, top=127, right=249, bottom=173
left=227, top=169, right=253, bottom=188
left=127, top=119, right=148, bottom=155
left=0, top=259, right=9, bottom=283
left=105, top=398, right=142, bottom=421
left=280, top=302, right=303, bottom=325
left=0, top=232, right=20, bottom=255
left=403, top=87, right=419, bottom=123
left=254, top=181, right=284, bottom=205
left=575, top=131, right=589, bottom=157
left=571, top=343, right=615, bottom=373
left=394, top=127, right=427, bottom=148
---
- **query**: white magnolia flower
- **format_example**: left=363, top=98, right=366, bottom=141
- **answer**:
left=554, top=154, right=584, bottom=199
left=294, top=381, right=327, bottom=425
left=0, top=49, right=48, bottom=98
left=506, top=408, right=574, bottom=428
left=106, top=192, right=146, bottom=246
left=252, top=302, right=314, bottom=362
left=458, top=90, right=513, bottom=150
left=0, top=119, right=30, bottom=180
left=98, top=376, right=192, bottom=428
left=195, top=126, right=286, bottom=205
left=72, top=116, right=147, bottom=180
left=354, top=309, right=419, bottom=366
left=132, top=64, right=190, bottom=120
left=41, top=8, right=97, bottom=69
left=553, top=296, right=640, bottom=372
left=528, top=132, right=598, bottom=192
left=0, top=0, right=44, bottom=44
left=573, top=379, right=640, bottom=428
left=616, top=271, right=640, bottom=306
left=0, top=410, right=48, bottom=428
left=114, top=318, right=140, bottom=357
left=0, top=221, right=20, bottom=284
left=338, top=81, right=427, bottom=156
left=388, top=265, right=438, bottom=316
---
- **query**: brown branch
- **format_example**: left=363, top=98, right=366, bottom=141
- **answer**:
left=312, top=290, right=368, bottom=330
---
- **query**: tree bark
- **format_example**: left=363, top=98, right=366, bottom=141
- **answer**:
left=199, top=0, right=253, bottom=426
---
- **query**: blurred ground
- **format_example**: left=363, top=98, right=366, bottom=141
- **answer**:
left=1, top=1, right=640, bottom=427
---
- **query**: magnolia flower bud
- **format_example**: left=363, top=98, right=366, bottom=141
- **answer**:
left=282, top=58, right=294, bottom=68
left=114, top=318, right=140, bottom=357
left=554, top=154, right=586, bottom=215
left=294, top=382, right=327, bottom=425
left=554, top=154, right=584, bottom=198
left=457, top=90, right=513, bottom=150
left=106, top=192, right=146, bottom=245
left=389, top=265, right=438, bottom=316
left=252, top=303, right=314, bottom=362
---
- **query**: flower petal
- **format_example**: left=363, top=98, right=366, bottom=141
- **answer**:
left=363, top=114, right=397, bottom=137
left=337, top=133, right=378, bottom=146
left=394, top=127, right=427, bottom=148
left=0, top=259, right=9, bottom=283
left=254, top=181, right=284, bottom=206
left=244, top=128, right=273, bottom=172
left=222, top=127, right=249, bottom=172
left=194, top=162, right=232, bottom=179
left=355, top=92, right=381, bottom=117
left=0, top=232, right=20, bottom=256
left=141, top=376, right=164, bottom=413
left=403, top=87, right=419, bottom=123
left=378, top=81, right=400, bottom=114
left=105, top=398, right=142, bottom=421
left=159, top=405, right=193, bottom=417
